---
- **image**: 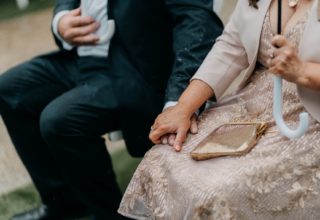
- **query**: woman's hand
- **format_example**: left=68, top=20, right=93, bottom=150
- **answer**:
left=269, top=35, right=307, bottom=84
left=149, top=106, right=197, bottom=152
left=159, top=112, right=198, bottom=146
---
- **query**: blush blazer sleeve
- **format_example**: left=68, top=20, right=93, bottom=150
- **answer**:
left=193, top=0, right=320, bottom=122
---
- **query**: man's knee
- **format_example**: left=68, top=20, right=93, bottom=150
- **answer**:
left=39, top=104, right=70, bottom=142
left=39, top=101, right=91, bottom=143
left=0, top=61, right=42, bottom=113
left=0, top=66, right=27, bottom=120
left=0, top=64, right=23, bottom=108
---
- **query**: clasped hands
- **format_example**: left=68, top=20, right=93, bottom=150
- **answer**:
left=149, top=105, right=198, bottom=152
left=150, top=35, right=308, bottom=152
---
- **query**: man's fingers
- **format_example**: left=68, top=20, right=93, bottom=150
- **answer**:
left=190, top=114, right=198, bottom=134
left=67, top=22, right=100, bottom=39
left=70, top=16, right=96, bottom=27
left=70, top=8, right=81, bottom=16
left=269, top=55, right=280, bottom=67
left=271, top=35, right=287, bottom=48
left=72, top=34, right=100, bottom=45
left=173, top=129, right=187, bottom=152
left=168, top=134, right=176, bottom=146
left=149, top=128, right=170, bottom=144
left=161, top=135, right=169, bottom=145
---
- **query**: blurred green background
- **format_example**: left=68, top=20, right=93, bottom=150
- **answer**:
left=0, top=0, right=54, bottom=21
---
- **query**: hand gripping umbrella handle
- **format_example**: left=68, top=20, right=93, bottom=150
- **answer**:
left=273, top=0, right=309, bottom=139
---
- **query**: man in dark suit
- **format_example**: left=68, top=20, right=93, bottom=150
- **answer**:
left=0, top=0, right=223, bottom=219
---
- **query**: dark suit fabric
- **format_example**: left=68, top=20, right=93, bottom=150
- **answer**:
left=0, top=0, right=223, bottom=219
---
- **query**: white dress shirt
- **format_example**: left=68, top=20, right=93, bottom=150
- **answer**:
left=52, top=0, right=115, bottom=57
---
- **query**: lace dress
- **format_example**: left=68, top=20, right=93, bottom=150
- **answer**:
left=119, top=10, right=320, bottom=220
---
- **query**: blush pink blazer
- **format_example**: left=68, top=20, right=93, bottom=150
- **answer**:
left=193, top=0, right=320, bottom=122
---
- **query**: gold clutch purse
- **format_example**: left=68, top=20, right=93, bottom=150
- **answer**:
left=190, top=122, right=268, bottom=161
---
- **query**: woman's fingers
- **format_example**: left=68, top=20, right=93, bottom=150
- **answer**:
left=174, top=129, right=188, bottom=152
left=269, top=53, right=285, bottom=67
left=190, top=114, right=198, bottom=134
left=268, top=35, right=304, bottom=84
left=271, top=35, right=287, bottom=48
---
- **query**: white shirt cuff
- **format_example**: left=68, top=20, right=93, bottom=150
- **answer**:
left=163, top=101, right=178, bottom=111
left=52, top=11, right=74, bottom=50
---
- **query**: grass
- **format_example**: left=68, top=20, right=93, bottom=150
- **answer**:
left=0, top=185, right=41, bottom=220
left=112, top=148, right=142, bottom=192
left=0, top=0, right=55, bottom=21
left=0, top=148, right=142, bottom=220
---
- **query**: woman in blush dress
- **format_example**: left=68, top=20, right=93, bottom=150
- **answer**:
left=119, top=0, right=320, bottom=219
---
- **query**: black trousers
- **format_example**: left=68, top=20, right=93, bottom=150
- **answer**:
left=0, top=50, right=156, bottom=219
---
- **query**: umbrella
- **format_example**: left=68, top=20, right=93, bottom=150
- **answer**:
left=273, top=0, right=309, bottom=139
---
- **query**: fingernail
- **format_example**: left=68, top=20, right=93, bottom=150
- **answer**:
left=192, top=128, right=198, bottom=134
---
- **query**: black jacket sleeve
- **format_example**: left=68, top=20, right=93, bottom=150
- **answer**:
left=164, top=0, right=223, bottom=103
left=52, top=0, right=80, bottom=49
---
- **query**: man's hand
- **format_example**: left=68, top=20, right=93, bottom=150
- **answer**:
left=58, top=8, right=100, bottom=46
left=149, top=106, right=198, bottom=152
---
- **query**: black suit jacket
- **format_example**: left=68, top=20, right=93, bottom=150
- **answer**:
left=53, top=0, right=223, bottom=156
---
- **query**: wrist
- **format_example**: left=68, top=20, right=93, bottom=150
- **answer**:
left=176, top=101, right=197, bottom=118
left=163, top=101, right=178, bottom=111
left=295, top=61, right=307, bottom=86
left=296, top=62, right=312, bottom=88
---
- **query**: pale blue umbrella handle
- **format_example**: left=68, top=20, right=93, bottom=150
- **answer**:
left=273, top=76, right=309, bottom=139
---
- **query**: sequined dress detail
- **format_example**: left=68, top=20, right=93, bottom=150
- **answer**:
left=119, top=10, right=320, bottom=220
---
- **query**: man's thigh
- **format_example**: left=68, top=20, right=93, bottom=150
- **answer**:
left=0, top=50, right=78, bottom=116
left=40, top=72, right=119, bottom=138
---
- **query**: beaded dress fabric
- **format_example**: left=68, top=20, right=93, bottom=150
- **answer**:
left=119, top=9, right=320, bottom=220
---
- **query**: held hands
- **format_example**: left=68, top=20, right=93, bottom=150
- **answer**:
left=268, top=35, right=307, bottom=84
left=58, top=8, right=100, bottom=46
left=149, top=106, right=198, bottom=152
